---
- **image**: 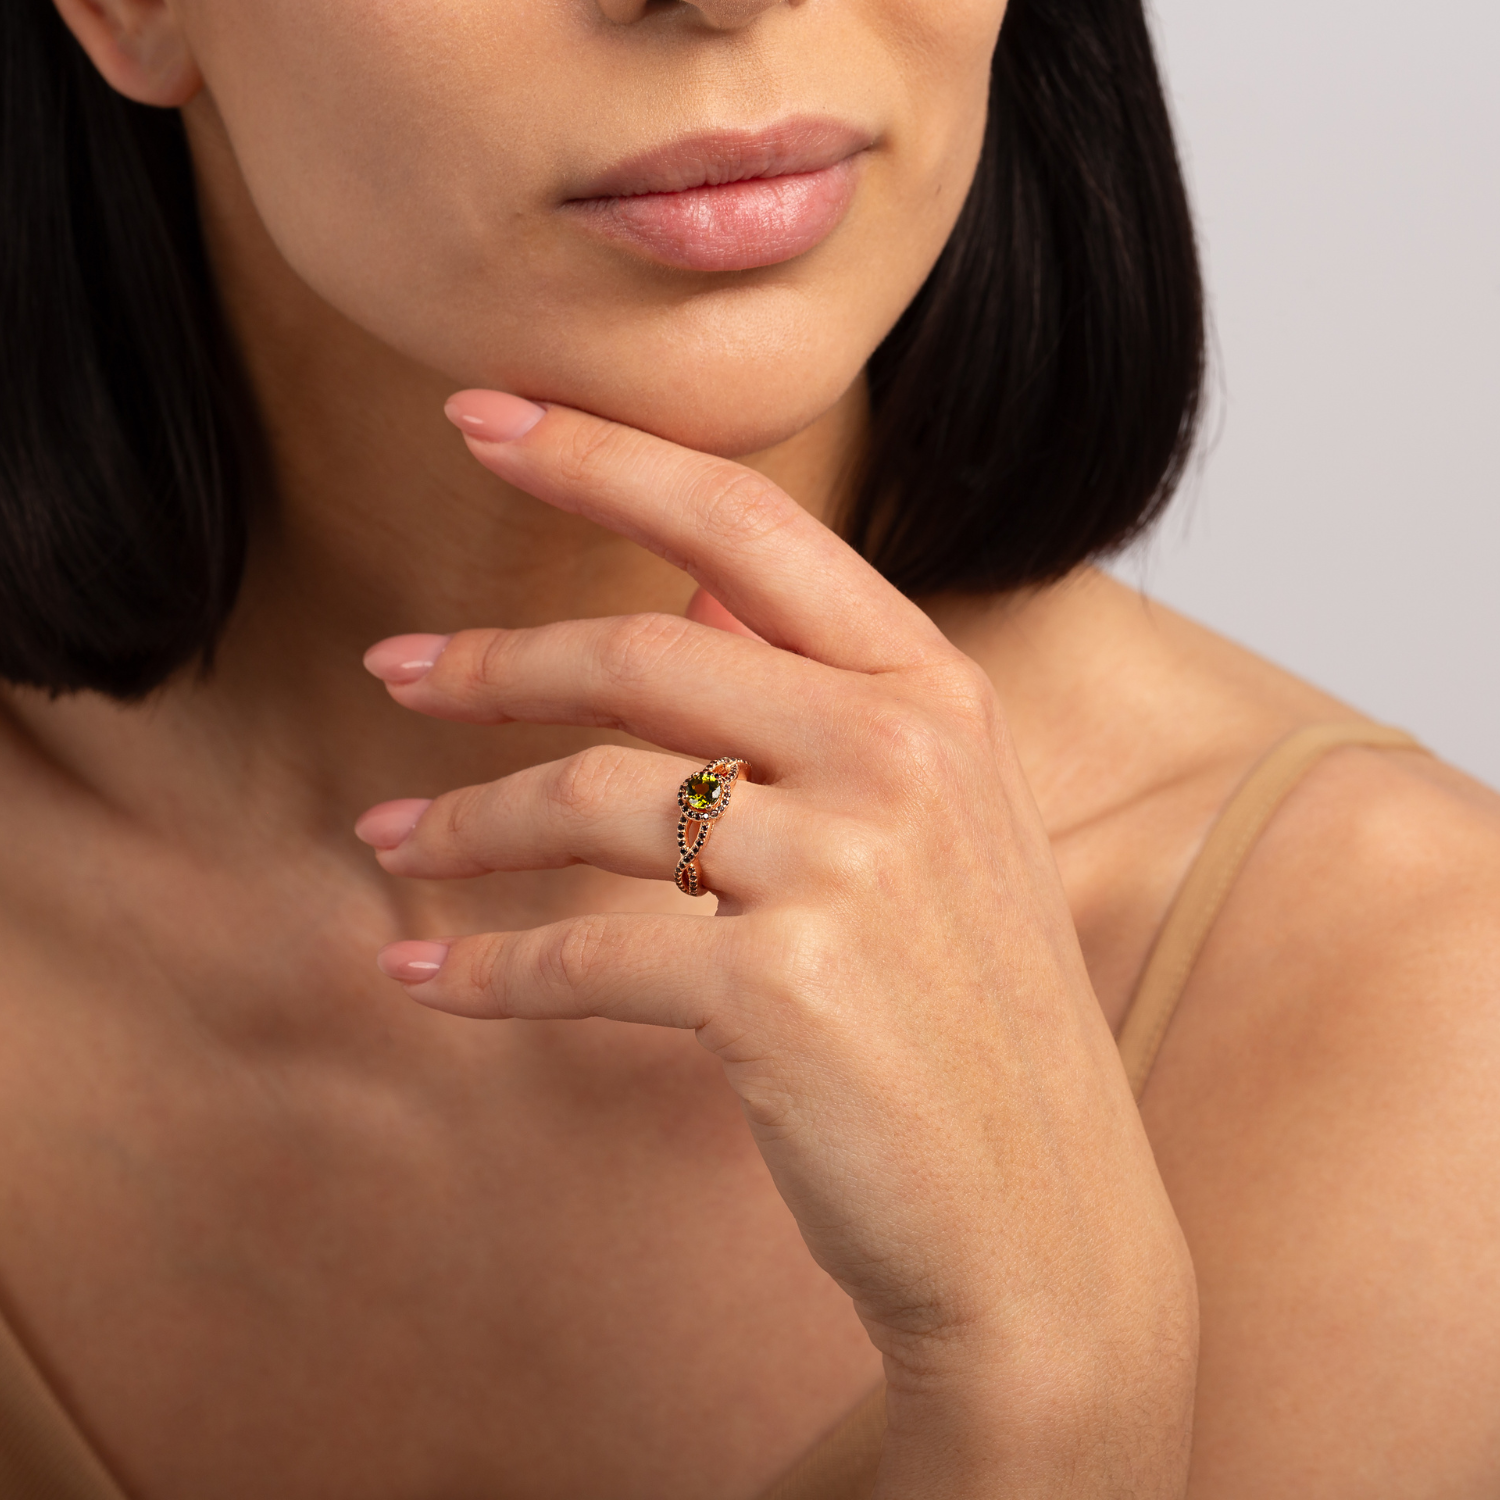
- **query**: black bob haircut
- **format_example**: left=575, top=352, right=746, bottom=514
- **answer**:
left=2, top=0, right=1203, bottom=701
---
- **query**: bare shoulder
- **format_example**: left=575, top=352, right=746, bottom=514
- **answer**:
left=1146, top=745, right=1500, bottom=1496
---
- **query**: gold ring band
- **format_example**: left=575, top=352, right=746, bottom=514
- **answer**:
left=674, top=758, right=750, bottom=898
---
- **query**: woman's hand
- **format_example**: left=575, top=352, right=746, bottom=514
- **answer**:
left=356, top=390, right=1197, bottom=1497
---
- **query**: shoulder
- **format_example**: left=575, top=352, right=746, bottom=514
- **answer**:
left=1171, top=740, right=1500, bottom=1090
left=1147, top=744, right=1500, bottom=1495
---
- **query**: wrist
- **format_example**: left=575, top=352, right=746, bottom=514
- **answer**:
left=877, top=1356, right=1195, bottom=1500
left=873, top=1272, right=1198, bottom=1498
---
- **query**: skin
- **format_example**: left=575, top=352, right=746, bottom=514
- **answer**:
left=0, top=0, right=1496, bottom=1496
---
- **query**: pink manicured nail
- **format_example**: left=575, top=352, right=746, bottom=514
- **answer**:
left=377, top=941, right=450, bottom=984
left=364, top=634, right=450, bottom=685
left=444, top=389, right=546, bottom=444
left=355, top=798, right=432, bottom=850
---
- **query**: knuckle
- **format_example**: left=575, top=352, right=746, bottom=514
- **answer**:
left=473, top=629, right=515, bottom=695
left=536, top=914, right=611, bottom=996
left=439, top=784, right=491, bottom=850
left=865, top=704, right=953, bottom=782
left=752, top=910, right=843, bottom=1015
left=463, top=934, right=513, bottom=1013
left=555, top=417, right=636, bottom=489
left=927, top=657, right=1000, bottom=731
left=689, top=466, right=796, bottom=548
left=810, top=821, right=894, bottom=901
left=593, top=611, right=694, bottom=689
left=852, top=702, right=979, bottom=819
left=547, top=744, right=634, bottom=823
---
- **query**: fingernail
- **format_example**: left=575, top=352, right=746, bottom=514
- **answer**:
left=444, top=389, right=546, bottom=444
left=364, top=634, right=450, bottom=685
left=377, top=941, right=450, bottom=985
left=355, top=798, right=432, bottom=850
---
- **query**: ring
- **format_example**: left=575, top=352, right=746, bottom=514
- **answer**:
left=674, top=758, right=751, bottom=898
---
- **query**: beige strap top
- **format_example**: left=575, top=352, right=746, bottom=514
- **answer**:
left=0, top=723, right=1424, bottom=1500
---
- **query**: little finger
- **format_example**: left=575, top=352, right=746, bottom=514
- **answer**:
left=377, top=913, right=733, bottom=1030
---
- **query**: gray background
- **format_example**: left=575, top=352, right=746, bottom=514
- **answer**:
left=1112, top=0, right=1499, bottom=785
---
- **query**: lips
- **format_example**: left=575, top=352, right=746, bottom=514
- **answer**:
left=561, top=117, right=873, bottom=273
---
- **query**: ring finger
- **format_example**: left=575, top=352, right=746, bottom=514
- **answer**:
left=355, top=743, right=794, bottom=900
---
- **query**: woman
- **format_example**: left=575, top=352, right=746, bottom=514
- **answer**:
left=1, top=0, right=1496, bottom=1496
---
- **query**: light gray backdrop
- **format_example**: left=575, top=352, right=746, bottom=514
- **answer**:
left=1112, top=0, right=1499, bottom=785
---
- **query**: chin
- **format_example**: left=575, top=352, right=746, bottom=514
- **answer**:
left=524, top=371, right=855, bottom=461
left=434, top=290, right=878, bottom=461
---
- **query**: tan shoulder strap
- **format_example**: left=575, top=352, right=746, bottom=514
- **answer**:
left=0, top=1311, right=129, bottom=1500
left=758, top=1384, right=885, bottom=1500
left=1115, top=722, right=1424, bottom=1099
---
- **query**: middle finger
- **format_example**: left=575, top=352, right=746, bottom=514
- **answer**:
left=366, top=615, right=856, bottom=777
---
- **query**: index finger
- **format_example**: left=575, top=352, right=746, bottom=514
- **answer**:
left=444, top=389, right=952, bottom=675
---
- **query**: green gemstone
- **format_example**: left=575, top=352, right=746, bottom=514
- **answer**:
left=685, top=772, right=723, bottom=810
